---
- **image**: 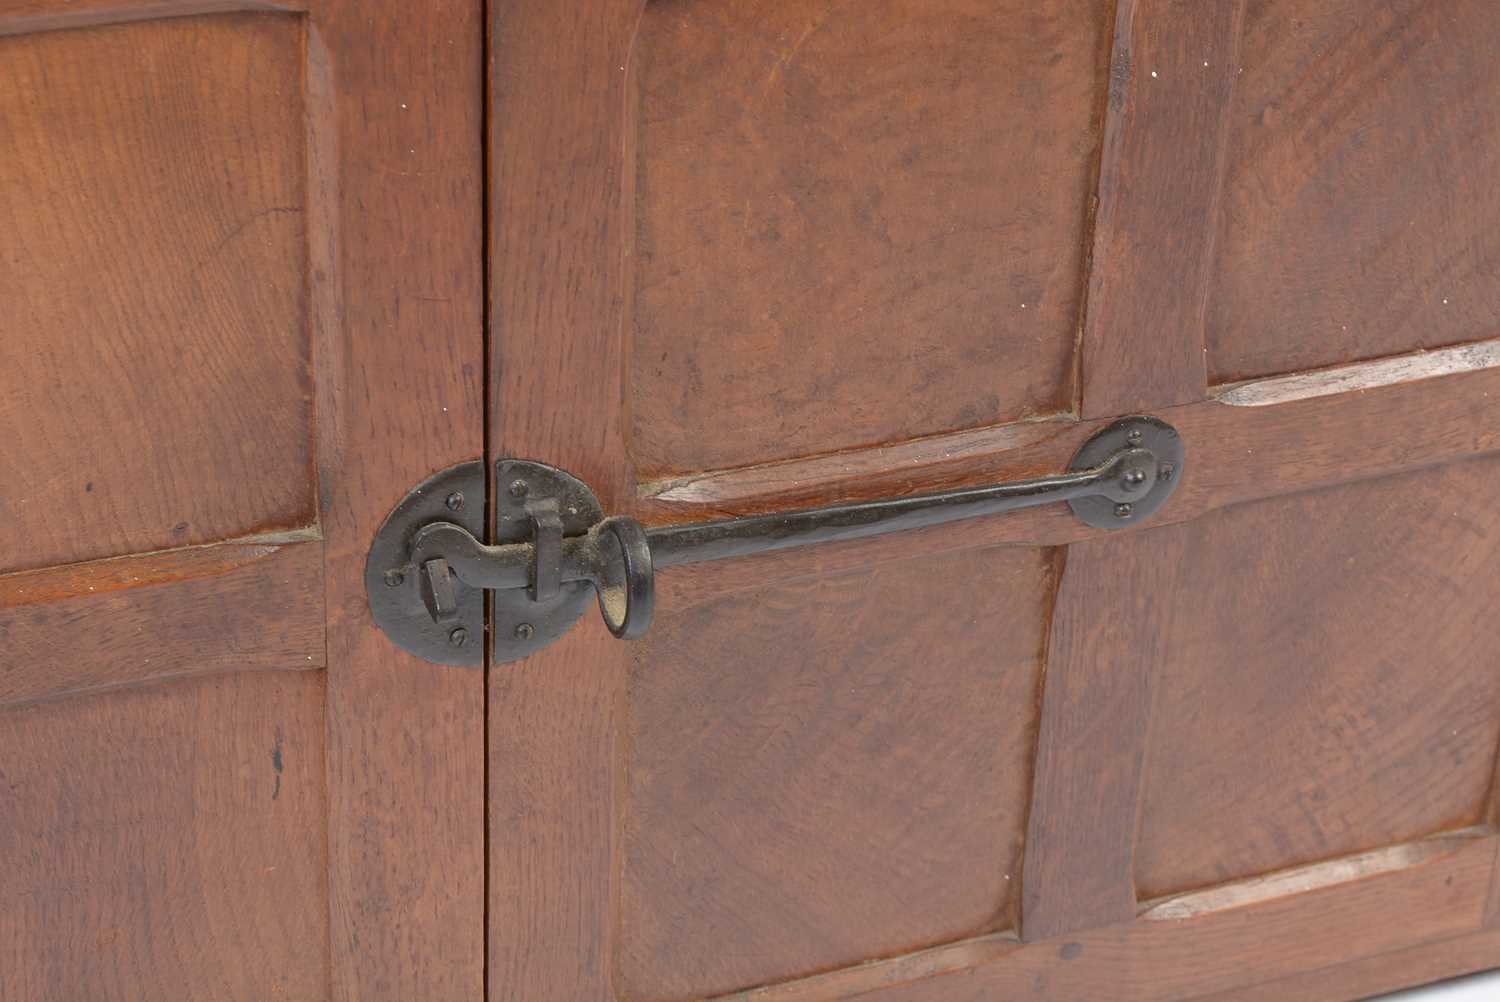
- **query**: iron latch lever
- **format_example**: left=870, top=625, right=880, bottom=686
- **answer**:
left=366, top=416, right=1183, bottom=666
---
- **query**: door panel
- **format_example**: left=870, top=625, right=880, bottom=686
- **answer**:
left=618, top=545, right=1054, bottom=999
left=0, top=13, right=314, bottom=571
left=491, top=0, right=1500, bottom=999
left=1, top=674, right=327, bottom=1001
left=1135, top=459, right=1500, bottom=899
left=631, top=0, right=1110, bottom=475
left=1, top=3, right=485, bottom=999
left=1207, top=0, right=1500, bottom=382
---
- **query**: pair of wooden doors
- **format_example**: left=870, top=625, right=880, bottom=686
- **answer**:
left=4, top=0, right=1499, bottom=999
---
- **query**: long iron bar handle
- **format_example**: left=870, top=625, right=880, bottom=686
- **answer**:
left=404, top=416, right=1183, bottom=658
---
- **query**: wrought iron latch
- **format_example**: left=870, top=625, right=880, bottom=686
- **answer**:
left=366, top=416, right=1184, bottom=666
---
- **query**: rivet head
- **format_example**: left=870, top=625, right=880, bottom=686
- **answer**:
left=448, top=627, right=469, bottom=647
left=514, top=623, right=535, bottom=641
left=1125, top=428, right=1144, bottom=446
left=508, top=479, right=529, bottom=499
left=1114, top=503, right=1134, bottom=519
left=445, top=491, right=465, bottom=512
left=383, top=568, right=405, bottom=588
left=1159, top=463, right=1175, bottom=482
left=1122, top=467, right=1147, bottom=487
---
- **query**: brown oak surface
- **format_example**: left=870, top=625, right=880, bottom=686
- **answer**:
left=309, top=0, right=487, bottom=996
left=1207, top=0, right=1500, bottom=382
left=1077, top=0, right=1245, bottom=417
left=828, top=834, right=1498, bottom=1002
left=0, top=12, right=315, bottom=572
left=0, top=673, right=328, bottom=1001
left=1135, top=458, right=1500, bottom=898
left=0, top=540, right=323, bottom=707
left=1020, top=529, right=1187, bottom=941
left=487, top=1, right=642, bottom=998
left=1, top=2, right=487, bottom=1000
left=485, top=0, right=1500, bottom=998
left=619, top=546, right=1054, bottom=999
left=630, top=0, right=1111, bottom=475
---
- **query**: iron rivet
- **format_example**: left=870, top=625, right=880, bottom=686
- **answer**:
left=383, top=568, right=405, bottom=588
left=1122, top=468, right=1147, bottom=487
left=1159, top=463, right=1175, bottom=482
left=509, top=479, right=529, bottom=499
left=445, top=491, right=465, bottom=512
left=1114, top=503, right=1134, bottom=519
left=448, top=627, right=468, bottom=647
left=514, top=623, right=535, bottom=641
left=1125, top=428, right=1144, bottom=446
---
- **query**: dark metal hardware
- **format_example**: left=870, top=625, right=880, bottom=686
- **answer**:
left=366, top=416, right=1184, bottom=666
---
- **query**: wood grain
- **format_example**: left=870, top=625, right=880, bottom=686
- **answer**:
left=618, top=545, right=1055, bottom=999
left=1020, top=529, right=1186, bottom=941
left=0, top=12, right=316, bottom=573
left=1077, top=0, right=1245, bottom=418
left=0, top=0, right=303, bottom=37
left=1191, top=927, right=1500, bottom=1002
left=308, top=0, right=487, bottom=998
left=838, top=833, right=1497, bottom=1002
left=1489, top=804, right=1500, bottom=927
left=1140, top=831, right=1484, bottom=921
left=482, top=1, right=1500, bottom=999
left=2, top=4, right=485, bottom=997
left=642, top=418, right=1069, bottom=510
left=0, top=539, right=323, bottom=708
left=0, top=672, right=328, bottom=1001
left=713, top=833, right=1498, bottom=1002
left=650, top=361, right=1500, bottom=612
left=726, top=928, right=1500, bottom=1002
left=487, top=1, right=644, bottom=998
left=630, top=0, right=1111, bottom=474
left=1135, top=459, right=1500, bottom=898
left=1207, top=0, right=1500, bottom=382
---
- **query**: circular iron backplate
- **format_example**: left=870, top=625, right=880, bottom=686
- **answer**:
left=1068, top=416, right=1185, bottom=529
left=490, top=459, right=606, bottom=665
left=366, top=460, right=487, bottom=667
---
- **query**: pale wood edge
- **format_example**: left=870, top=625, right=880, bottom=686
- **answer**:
left=1214, top=337, right=1500, bottom=407
left=0, top=0, right=307, bottom=38
left=640, top=336, right=1500, bottom=521
left=1140, top=828, right=1489, bottom=921
left=709, top=831, right=1499, bottom=1002
left=640, top=417, right=1070, bottom=507
left=654, top=362, right=1500, bottom=611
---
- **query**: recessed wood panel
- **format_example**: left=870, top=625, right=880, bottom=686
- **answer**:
left=630, top=0, right=1112, bottom=476
left=0, top=13, right=314, bottom=572
left=0, top=672, right=327, bottom=1001
left=1135, top=458, right=1500, bottom=899
left=618, top=545, right=1056, bottom=1000
left=1206, top=0, right=1500, bottom=383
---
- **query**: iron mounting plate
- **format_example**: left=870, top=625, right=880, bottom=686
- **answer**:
left=490, top=459, right=606, bottom=664
left=1068, top=416, right=1184, bottom=528
left=365, top=461, right=488, bottom=667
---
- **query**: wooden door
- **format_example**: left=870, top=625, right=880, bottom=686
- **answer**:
left=1, top=4, right=485, bottom=999
left=487, top=1, right=1500, bottom=999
